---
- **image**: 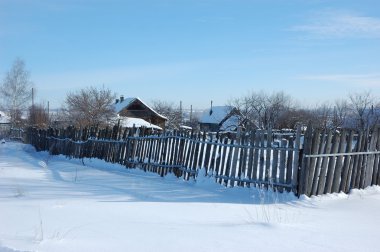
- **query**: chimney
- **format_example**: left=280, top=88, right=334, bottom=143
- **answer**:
left=120, top=95, right=124, bottom=103
left=115, top=98, right=119, bottom=104
left=209, top=100, right=213, bottom=115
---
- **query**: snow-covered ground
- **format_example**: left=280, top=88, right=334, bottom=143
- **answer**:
left=0, top=142, right=379, bottom=252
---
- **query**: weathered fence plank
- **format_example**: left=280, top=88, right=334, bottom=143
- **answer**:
left=286, top=138, right=294, bottom=192
left=299, top=124, right=313, bottom=196
left=230, top=138, right=240, bottom=187
left=306, top=128, right=322, bottom=196
left=324, top=132, right=341, bottom=194
left=340, top=130, right=354, bottom=192
left=331, top=130, right=347, bottom=193
left=310, top=130, right=326, bottom=195
left=365, top=128, right=379, bottom=187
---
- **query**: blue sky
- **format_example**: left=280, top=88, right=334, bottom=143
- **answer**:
left=1, top=0, right=380, bottom=110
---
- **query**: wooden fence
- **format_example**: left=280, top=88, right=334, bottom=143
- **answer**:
left=299, top=126, right=380, bottom=196
left=26, top=126, right=301, bottom=193
left=26, top=125, right=380, bottom=196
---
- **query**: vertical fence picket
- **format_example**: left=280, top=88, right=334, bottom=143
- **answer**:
left=340, top=130, right=354, bottom=192
left=217, top=138, right=228, bottom=184
left=360, top=131, right=372, bottom=188
left=286, top=138, right=294, bottom=192
left=299, top=124, right=313, bottom=196
left=252, top=132, right=260, bottom=183
left=197, top=133, right=206, bottom=171
left=365, top=128, right=379, bottom=187
left=324, top=132, right=341, bottom=194
left=184, top=136, right=194, bottom=180
left=265, top=129, right=272, bottom=189
left=271, top=145, right=279, bottom=189
left=213, top=141, right=221, bottom=178
left=223, top=139, right=235, bottom=186
left=238, top=135, right=248, bottom=187
left=230, top=138, right=240, bottom=187
left=258, top=132, right=265, bottom=182
left=192, top=134, right=201, bottom=179
left=372, top=128, right=380, bottom=185
left=357, top=131, right=368, bottom=188
left=306, top=128, right=321, bottom=196
left=331, top=130, right=347, bottom=193
left=246, top=130, right=256, bottom=187
left=278, top=139, right=287, bottom=192
left=350, top=131, right=363, bottom=189
left=310, top=130, right=326, bottom=196
left=203, top=133, right=212, bottom=173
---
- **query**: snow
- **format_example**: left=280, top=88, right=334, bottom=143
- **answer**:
left=117, top=116, right=162, bottom=130
left=0, top=111, right=10, bottom=124
left=180, top=125, right=192, bottom=130
left=1, top=142, right=380, bottom=252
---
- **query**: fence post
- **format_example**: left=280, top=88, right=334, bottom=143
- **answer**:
left=306, top=128, right=321, bottom=196
left=298, top=122, right=313, bottom=196
left=365, top=127, right=379, bottom=187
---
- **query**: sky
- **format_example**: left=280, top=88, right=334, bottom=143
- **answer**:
left=1, top=0, right=380, bottom=110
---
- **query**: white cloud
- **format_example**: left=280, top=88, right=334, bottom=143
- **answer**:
left=292, top=10, right=380, bottom=39
left=298, top=73, right=380, bottom=88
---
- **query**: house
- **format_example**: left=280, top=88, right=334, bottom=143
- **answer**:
left=199, top=106, right=243, bottom=132
left=114, top=96, right=167, bottom=129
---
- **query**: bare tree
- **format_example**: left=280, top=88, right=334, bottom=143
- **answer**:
left=151, top=100, right=182, bottom=130
left=349, top=91, right=376, bottom=130
left=0, top=59, right=33, bottom=127
left=277, top=108, right=314, bottom=129
left=311, top=103, right=332, bottom=129
left=264, top=91, right=293, bottom=129
left=229, top=96, right=254, bottom=129
left=332, top=99, right=349, bottom=129
left=64, top=86, right=116, bottom=127
left=230, top=90, right=293, bottom=130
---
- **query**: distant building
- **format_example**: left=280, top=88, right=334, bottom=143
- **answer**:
left=199, top=106, right=243, bottom=132
left=0, top=111, right=11, bottom=137
left=114, top=96, right=167, bottom=129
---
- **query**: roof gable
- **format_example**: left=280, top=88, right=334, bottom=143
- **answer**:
left=114, top=97, right=167, bottom=120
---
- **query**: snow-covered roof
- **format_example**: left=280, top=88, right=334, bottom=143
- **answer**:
left=118, top=116, right=162, bottom=130
left=180, top=125, right=192, bottom=130
left=0, top=111, right=10, bottom=124
left=113, top=97, right=136, bottom=114
left=199, top=106, right=240, bottom=131
left=199, top=106, right=233, bottom=124
left=113, top=97, right=167, bottom=120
